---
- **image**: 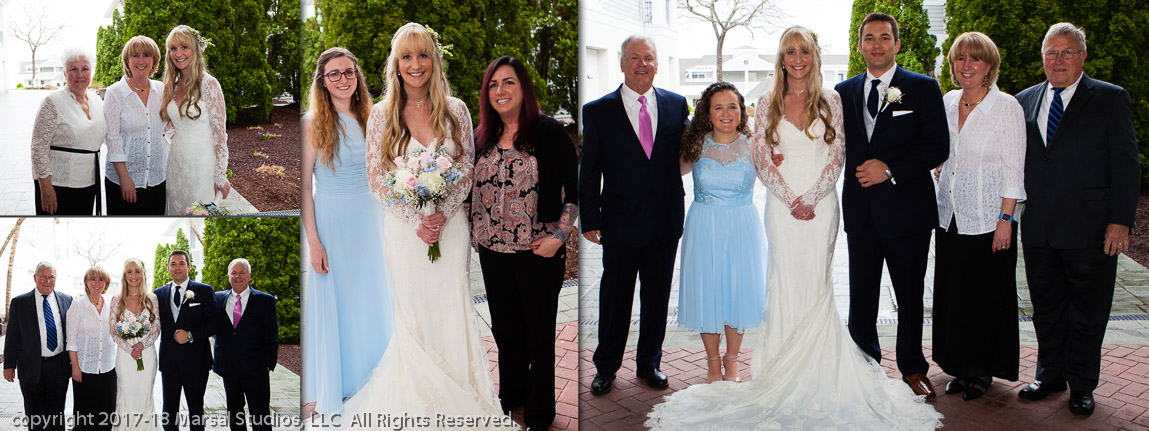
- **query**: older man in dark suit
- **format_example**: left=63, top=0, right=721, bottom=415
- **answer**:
left=3, top=262, right=73, bottom=431
left=212, top=258, right=278, bottom=431
left=1014, top=22, right=1139, bottom=415
left=580, top=34, right=690, bottom=395
left=834, top=12, right=950, bottom=398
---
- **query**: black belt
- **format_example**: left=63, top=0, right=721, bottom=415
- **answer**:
left=41, top=353, right=63, bottom=361
left=49, top=146, right=102, bottom=215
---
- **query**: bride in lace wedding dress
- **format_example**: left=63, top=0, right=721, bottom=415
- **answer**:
left=160, top=25, right=230, bottom=215
left=331, top=23, right=511, bottom=430
left=647, top=27, right=942, bottom=430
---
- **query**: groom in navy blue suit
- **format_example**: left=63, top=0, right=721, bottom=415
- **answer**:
left=155, top=250, right=218, bottom=431
left=835, top=12, right=949, bottom=398
left=580, top=35, right=690, bottom=395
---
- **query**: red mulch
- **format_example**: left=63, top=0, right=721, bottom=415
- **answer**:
left=1126, top=189, right=1149, bottom=267
left=226, top=104, right=302, bottom=212
left=278, top=344, right=301, bottom=376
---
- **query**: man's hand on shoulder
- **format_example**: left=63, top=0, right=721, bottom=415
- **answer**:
left=583, top=230, right=601, bottom=245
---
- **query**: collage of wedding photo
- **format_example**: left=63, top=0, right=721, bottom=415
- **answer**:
left=0, top=0, right=1147, bottom=430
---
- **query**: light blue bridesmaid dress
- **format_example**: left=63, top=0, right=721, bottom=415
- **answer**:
left=301, top=113, right=395, bottom=414
left=676, top=133, right=768, bottom=333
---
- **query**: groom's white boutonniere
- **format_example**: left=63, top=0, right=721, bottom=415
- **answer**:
left=183, top=290, right=195, bottom=302
left=882, top=87, right=904, bottom=111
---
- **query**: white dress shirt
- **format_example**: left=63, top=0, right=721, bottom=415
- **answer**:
left=863, top=64, right=898, bottom=140
left=30, top=89, right=107, bottom=188
left=104, top=76, right=168, bottom=187
left=34, top=291, right=65, bottom=357
left=620, top=84, right=659, bottom=142
left=1036, top=73, right=1083, bottom=145
left=937, top=86, right=1027, bottom=234
left=65, top=295, right=117, bottom=374
left=225, top=287, right=251, bottom=327
left=170, top=279, right=190, bottom=322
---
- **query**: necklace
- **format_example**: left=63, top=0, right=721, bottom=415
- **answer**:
left=128, top=79, right=148, bottom=92
left=961, top=90, right=988, bottom=107
left=412, top=97, right=428, bottom=110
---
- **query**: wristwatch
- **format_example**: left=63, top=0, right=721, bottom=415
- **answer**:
left=998, top=212, right=1015, bottom=222
left=883, top=168, right=896, bottom=185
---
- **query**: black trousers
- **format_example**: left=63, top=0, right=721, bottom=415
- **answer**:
left=932, top=218, right=1020, bottom=381
left=222, top=370, right=272, bottom=431
left=161, top=368, right=209, bottom=431
left=1023, top=244, right=1117, bottom=392
left=105, top=178, right=166, bottom=215
left=477, top=245, right=564, bottom=428
left=846, top=228, right=931, bottom=377
left=18, top=353, right=70, bottom=431
left=33, top=181, right=97, bottom=215
left=72, top=369, right=116, bottom=431
left=592, top=238, right=679, bottom=374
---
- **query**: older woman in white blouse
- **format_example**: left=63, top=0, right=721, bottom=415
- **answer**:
left=66, top=266, right=117, bottom=431
left=31, top=48, right=106, bottom=215
left=932, top=31, right=1026, bottom=402
left=104, top=35, right=167, bottom=215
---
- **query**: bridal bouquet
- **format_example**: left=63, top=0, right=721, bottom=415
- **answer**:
left=114, top=312, right=154, bottom=371
left=381, top=147, right=464, bottom=262
left=184, top=201, right=228, bottom=216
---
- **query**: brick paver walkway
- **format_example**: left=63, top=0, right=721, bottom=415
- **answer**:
left=488, top=321, right=580, bottom=431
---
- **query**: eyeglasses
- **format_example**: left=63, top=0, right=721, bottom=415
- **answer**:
left=1043, top=49, right=1083, bottom=60
left=324, top=70, right=357, bottom=82
left=36, top=275, right=56, bottom=281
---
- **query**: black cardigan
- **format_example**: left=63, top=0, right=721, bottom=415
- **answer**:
left=472, top=115, right=578, bottom=224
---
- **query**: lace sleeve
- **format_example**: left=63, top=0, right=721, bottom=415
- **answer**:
left=103, top=87, right=127, bottom=163
left=109, top=300, right=131, bottom=352
left=750, top=93, right=798, bottom=206
left=142, top=295, right=161, bottom=347
left=204, top=76, right=229, bottom=188
left=365, top=102, right=423, bottom=227
left=31, top=96, right=58, bottom=179
left=798, top=92, right=846, bottom=206
left=441, top=99, right=474, bottom=220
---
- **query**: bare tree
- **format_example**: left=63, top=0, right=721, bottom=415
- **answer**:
left=74, top=228, right=126, bottom=268
left=9, top=3, right=64, bottom=85
left=680, top=0, right=783, bottom=82
left=2, top=218, right=26, bottom=325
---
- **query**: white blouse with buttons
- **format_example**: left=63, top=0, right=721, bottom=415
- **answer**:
left=65, top=295, right=117, bottom=374
left=104, top=76, right=167, bottom=187
left=30, top=88, right=107, bottom=188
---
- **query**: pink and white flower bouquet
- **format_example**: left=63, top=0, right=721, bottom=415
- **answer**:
left=381, top=146, right=464, bottom=262
left=114, top=311, right=154, bottom=371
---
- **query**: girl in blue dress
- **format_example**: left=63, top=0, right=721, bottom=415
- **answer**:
left=676, top=82, right=768, bottom=383
left=300, top=47, right=395, bottom=418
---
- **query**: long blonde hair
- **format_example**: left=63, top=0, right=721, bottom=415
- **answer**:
left=309, top=47, right=373, bottom=171
left=160, top=25, right=208, bottom=122
left=377, top=22, right=461, bottom=170
left=115, top=258, right=156, bottom=324
left=764, top=26, right=835, bottom=146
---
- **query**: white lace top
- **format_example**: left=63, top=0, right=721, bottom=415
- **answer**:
left=937, top=86, right=1026, bottom=234
left=109, top=294, right=161, bottom=353
left=104, top=76, right=167, bottom=187
left=31, top=88, right=107, bottom=188
left=750, top=91, right=846, bottom=207
left=164, top=74, right=230, bottom=188
left=365, top=97, right=475, bottom=227
left=65, top=295, right=116, bottom=374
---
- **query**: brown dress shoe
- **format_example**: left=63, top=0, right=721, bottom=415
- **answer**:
left=903, top=374, right=937, bottom=398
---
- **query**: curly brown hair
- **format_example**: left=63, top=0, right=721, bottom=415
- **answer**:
left=680, top=82, right=749, bottom=163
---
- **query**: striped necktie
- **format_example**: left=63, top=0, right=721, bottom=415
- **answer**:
left=43, top=294, right=57, bottom=352
left=1046, top=87, right=1066, bottom=146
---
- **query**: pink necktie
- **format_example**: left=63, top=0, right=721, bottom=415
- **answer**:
left=232, top=296, right=242, bottom=329
left=638, top=95, right=654, bottom=159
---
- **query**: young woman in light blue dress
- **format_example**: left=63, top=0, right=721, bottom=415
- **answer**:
left=300, top=47, right=395, bottom=418
left=676, top=82, right=768, bottom=384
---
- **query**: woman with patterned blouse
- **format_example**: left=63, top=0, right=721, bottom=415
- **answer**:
left=30, top=48, right=106, bottom=215
left=104, top=35, right=167, bottom=215
left=469, top=55, right=578, bottom=430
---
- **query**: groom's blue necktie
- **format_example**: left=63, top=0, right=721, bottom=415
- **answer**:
left=173, top=284, right=182, bottom=312
left=43, top=294, right=57, bottom=352
left=867, top=79, right=881, bottom=118
left=1046, top=87, right=1066, bottom=146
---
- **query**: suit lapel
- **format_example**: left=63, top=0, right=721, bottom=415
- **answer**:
left=870, top=67, right=905, bottom=144
left=651, top=87, right=672, bottom=158
left=610, top=85, right=652, bottom=160
left=850, top=75, right=868, bottom=143
left=1050, top=75, right=1093, bottom=148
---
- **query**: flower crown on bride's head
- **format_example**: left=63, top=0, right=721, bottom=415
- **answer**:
left=183, top=26, right=214, bottom=52
left=424, top=25, right=453, bottom=59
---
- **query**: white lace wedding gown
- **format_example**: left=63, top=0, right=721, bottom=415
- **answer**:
left=330, top=97, right=509, bottom=430
left=164, top=74, right=228, bottom=215
left=647, top=92, right=943, bottom=430
left=110, top=295, right=161, bottom=431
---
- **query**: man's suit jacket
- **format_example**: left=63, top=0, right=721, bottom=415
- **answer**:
left=835, top=66, right=950, bottom=238
left=211, top=288, right=278, bottom=376
left=2, top=290, right=72, bottom=383
left=579, top=85, right=691, bottom=247
left=154, top=281, right=217, bottom=374
left=1015, top=74, right=1139, bottom=249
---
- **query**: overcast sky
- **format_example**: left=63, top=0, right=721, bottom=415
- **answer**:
left=677, top=0, right=855, bottom=57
